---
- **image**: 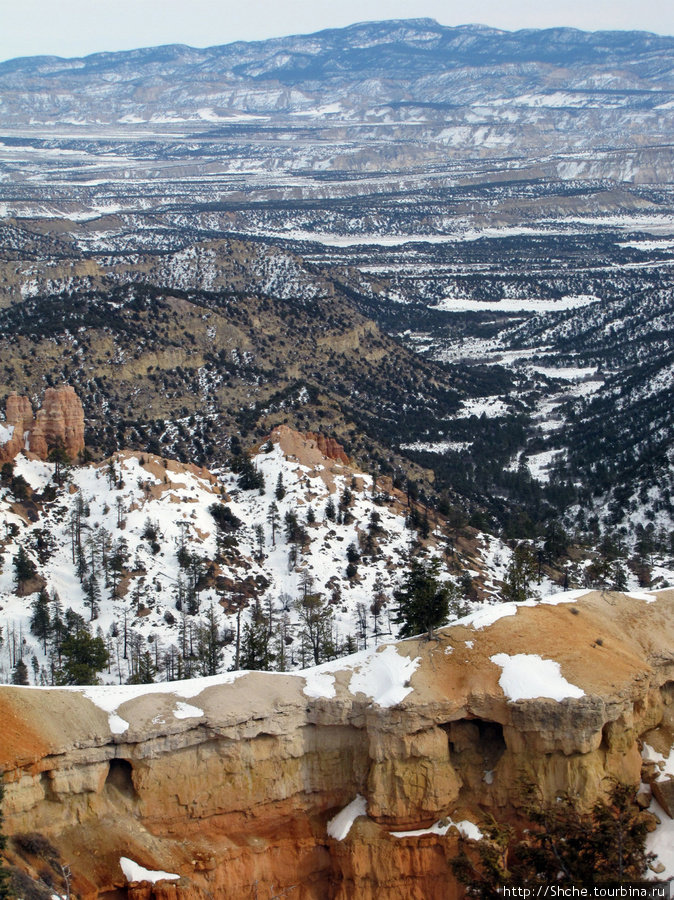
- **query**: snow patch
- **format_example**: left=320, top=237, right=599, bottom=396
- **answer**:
left=400, top=440, right=471, bottom=454
left=626, top=591, right=657, bottom=603
left=456, top=397, right=509, bottom=419
left=433, top=295, right=600, bottom=313
left=327, top=795, right=367, bottom=840
left=490, top=653, right=585, bottom=702
left=391, top=819, right=482, bottom=839
left=348, top=645, right=420, bottom=707
left=303, top=671, right=336, bottom=699
left=173, top=701, right=203, bottom=719
left=119, top=858, right=179, bottom=884
left=643, top=744, right=674, bottom=877
left=108, top=714, right=130, bottom=735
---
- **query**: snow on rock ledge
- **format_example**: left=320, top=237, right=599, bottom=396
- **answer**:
left=0, top=588, right=673, bottom=900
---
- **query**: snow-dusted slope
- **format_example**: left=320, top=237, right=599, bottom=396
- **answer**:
left=0, top=429, right=508, bottom=685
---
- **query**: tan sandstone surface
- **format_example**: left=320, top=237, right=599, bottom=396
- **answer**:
left=1, top=589, right=674, bottom=899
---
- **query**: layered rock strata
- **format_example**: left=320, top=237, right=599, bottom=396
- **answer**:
left=1, top=590, right=674, bottom=899
left=0, top=387, right=85, bottom=463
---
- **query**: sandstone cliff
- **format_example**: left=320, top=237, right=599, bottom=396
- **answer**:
left=1, top=590, right=674, bottom=899
left=0, top=387, right=85, bottom=463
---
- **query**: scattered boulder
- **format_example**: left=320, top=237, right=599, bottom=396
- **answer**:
left=651, top=776, right=674, bottom=818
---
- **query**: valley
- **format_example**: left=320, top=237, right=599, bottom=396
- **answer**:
left=2, top=18, right=674, bottom=898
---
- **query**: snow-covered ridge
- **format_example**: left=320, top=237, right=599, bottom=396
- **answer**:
left=0, top=433, right=471, bottom=686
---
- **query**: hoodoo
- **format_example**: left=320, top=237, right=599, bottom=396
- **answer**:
left=0, top=387, right=85, bottom=463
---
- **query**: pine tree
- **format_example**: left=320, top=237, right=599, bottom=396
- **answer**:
left=294, top=594, right=334, bottom=665
left=240, top=620, right=274, bottom=671
left=128, top=651, right=156, bottom=685
left=267, top=501, right=280, bottom=546
left=57, top=617, right=109, bottom=685
left=30, top=587, right=51, bottom=652
left=48, top=439, right=71, bottom=486
left=84, top=573, right=101, bottom=620
left=393, top=557, right=451, bottom=640
left=233, top=454, right=265, bottom=492
left=13, top=545, right=37, bottom=593
left=50, top=592, right=66, bottom=670
left=452, top=782, right=654, bottom=895
left=196, top=605, right=222, bottom=676
left=11, top=659, right=29, bottom=685
left=275, top=473, right=286, bottom=500
left=254, top=523, right=265, bottom=560
left=500, top=543, right=538, bottom=603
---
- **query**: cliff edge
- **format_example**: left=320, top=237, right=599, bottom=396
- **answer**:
left=1, top=588, right=674, bottom=899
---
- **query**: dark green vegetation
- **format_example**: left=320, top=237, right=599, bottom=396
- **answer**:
left=452, top=783, right=654, bottom=897
left=2, top=218, right=674, bottom=547
left=393, top=558, right=453, bottom=639
left=0, top=268, right=468, bottom=506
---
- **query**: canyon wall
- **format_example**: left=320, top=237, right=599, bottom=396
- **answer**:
left=1, top=590, right=674, bottom=899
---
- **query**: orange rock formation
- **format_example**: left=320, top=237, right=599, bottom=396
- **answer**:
left=1, top=590, right=673, bottom=899
left=0, top=387, right=84, bottom=463
left=270, top=425, right=351, bottom=493
left=304, top=431, right=350, bottom=465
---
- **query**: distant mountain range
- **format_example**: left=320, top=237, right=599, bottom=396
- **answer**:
left=2, top=19, right=674, bottom=136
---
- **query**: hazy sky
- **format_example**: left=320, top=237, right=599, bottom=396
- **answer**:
left=1, top=0, right=673, bottom=63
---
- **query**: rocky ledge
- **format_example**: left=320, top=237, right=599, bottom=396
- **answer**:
left=1, top=589, right=674, bottom=899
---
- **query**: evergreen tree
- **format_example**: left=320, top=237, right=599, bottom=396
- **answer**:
left=393, top=557, right=451, bottom=640
left=452, top=782, right=654, bottom=895
left=209, top=503, right=242, bottom=533
left=500, top=543, right=538, bottom=603
left=30, top=587, right=51, bottom=652
left=84, top=573, right=101, bottom=620
left=267, top=501, right=280, bottom=546
left=50, top=592, right=66, bottom=668
left=128, top=651, right=156, bottom=685
left=275, top=473, right=286, bottom=500
left=611, top=561, right=629, bottom=592
left=48, top=439, right=71, bottom=486
left=240, top=620, right=274, bottom=671
left=13, top=545, right=37, bottom=593
left=11, top=659, right=29, bottom=685
left=109, top=538, right=128, bottom=597
left=294, top=593, right=334, bottom=666
left=233, top=454, right=265, bottom=492
left=196, top=605, right=222, bottom=676
left=57, top=617, right=109, bottom=685
left=543, top=520, right=569, bottom=562
left=254, top=523, right=265, bottom=560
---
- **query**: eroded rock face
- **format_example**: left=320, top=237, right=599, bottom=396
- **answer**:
left=0, top=393, right=32, bottom=463
left=271, top=425, right=351, bottom=491
left=304, top=431, right=350, bottom=466
left=1, top=590, right=674, bottom=900
left=0, top=387, right=84, bottom=463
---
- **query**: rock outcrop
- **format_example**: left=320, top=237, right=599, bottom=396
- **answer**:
left=271, top=425, right=351, bottom=491
left=1, top=590, right=674, bottom=899
left=304, top=432, right=350, bottom=466
left=0, top=387, right=84, bottom=463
